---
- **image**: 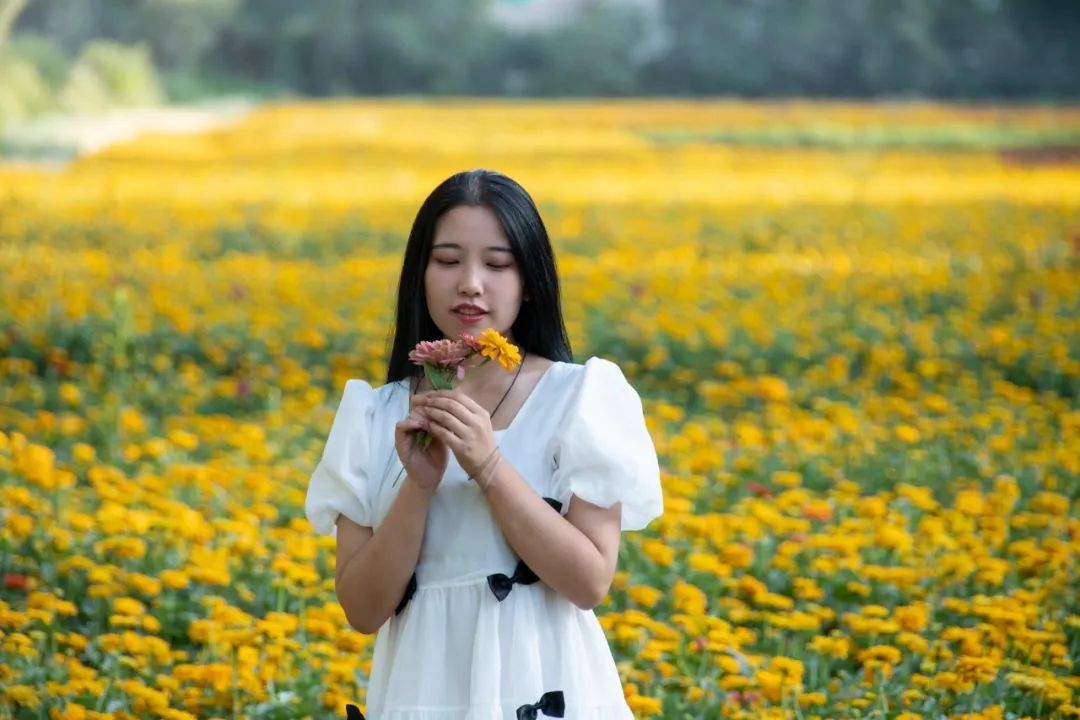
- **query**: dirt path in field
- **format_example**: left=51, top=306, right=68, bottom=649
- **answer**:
left=0, top=98, right=253, bottom=166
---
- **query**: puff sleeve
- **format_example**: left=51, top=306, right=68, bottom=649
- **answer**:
left=550, top=357, right=664, bottom=531
left=305, top=379, right=377, bottom=536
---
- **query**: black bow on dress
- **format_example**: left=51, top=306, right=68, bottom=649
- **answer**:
left=516, top=691, right=565, bottom=720
left=394, top=572, right=417, bottom=615
left=344, top=704, right=366, bottom=720
left=487, top=498, right=564, bottom=601
left=487, top=559, right=539, bottom=601
left=543, top=497, right=563, bottom=513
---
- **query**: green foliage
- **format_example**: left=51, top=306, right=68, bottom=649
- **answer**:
left=1, top=32, right=69, bottom=89
left=138, top=0, right=240, bottom=70
left=501, top=2, right=647, bottom=96
left=65, top=40, right=163, bottom=108
left=643, top=125, right=1080, bottom=151
left=8, top=0, right=1080, bottom=99
left=0, top=33, right=68, bottom=126
left=0, top=54, right=51, bottom=125
left=0, top=35, right=164, bottom=129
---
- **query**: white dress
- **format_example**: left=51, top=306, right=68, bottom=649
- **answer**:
left=305, top=357, right=664, bottom=720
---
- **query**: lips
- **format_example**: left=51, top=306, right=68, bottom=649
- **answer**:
left=453, top=306, right=487, bottom=325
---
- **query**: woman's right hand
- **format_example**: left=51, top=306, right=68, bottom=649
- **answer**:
left=394, top=395, right=448, bottom=491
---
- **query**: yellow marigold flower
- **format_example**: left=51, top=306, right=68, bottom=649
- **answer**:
left=672, top=580, right=707, bottom=616
left=73, top=443, right=97, bottom=463
left=756, top=376, right=789, bottom=402
left=722, top=543, right=754, bottom=569
left=754, top=668, right=788, bottom=702
left=935, top=671, right=974, bottom=692
left=895, top=424, right=920, bottom=443
left=770, top=656, right=805, bottom=683
left=168, top=429, right=200, bottom=451
left=737, top=574, right=767, bottom=598
left=956, top=655, right=1000, bottom=683
left=119, top=407, right=147, bottom=435
left=719, top=674, right=750, bottom=690
left=2, top=685, right=40, bottom=708
left=688, top=552, right=731, bottom=578
left=855, top=496, right=888, bottom=519
left=858, top=644, right=902, bottom=665
left=771, top=470, right=802, bottom=487
left=625, top=694, right=662, bottom=715
left=793, top=578, right=824, bottom=601
left=158, top=569, right=190, bottom=590
left=717, top=655, right=742, bottom=674
left=897, top=631, right=930, bottom=654
left=894, top=603, right=929, bottom=632
left=846, top=581, right=871, bottom=598
left=475, top=329, right=521, bottom=371
left=111, top=600, right=145, bottom=617
left=6, top=513, right=34, bottom=539
left=893, top=689, right=922, bottom=709
left=58, top=382, right=82, bottom=406
left=954, top=489, right=985, bottom=516
left=640, top=539, right=674, bottom=567
left=626, top=585, right=663, bottom=609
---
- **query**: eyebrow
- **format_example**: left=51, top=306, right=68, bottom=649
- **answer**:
left=431, top=242, right=513, bottom=253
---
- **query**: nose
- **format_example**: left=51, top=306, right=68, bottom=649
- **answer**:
left=457, top=262, right=483, bottom=296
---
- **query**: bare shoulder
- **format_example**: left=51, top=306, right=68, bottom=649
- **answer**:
left=526, top=354, right=556, bottom=380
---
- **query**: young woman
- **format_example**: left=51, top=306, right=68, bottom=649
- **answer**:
left=305, top=169, right=663, bottom=719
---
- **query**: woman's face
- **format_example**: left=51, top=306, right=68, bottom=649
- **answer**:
left=424, top=205, right=525, bottom=343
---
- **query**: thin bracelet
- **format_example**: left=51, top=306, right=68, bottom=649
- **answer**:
left=467, top=447, right=499, bottom=483
left=477, top=453, right=503, bottom=492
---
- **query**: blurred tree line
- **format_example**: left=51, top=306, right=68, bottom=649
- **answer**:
left=4, top=0, right=1079, bottom=100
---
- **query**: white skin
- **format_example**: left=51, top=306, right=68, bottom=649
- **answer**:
left=334, top=205, right=622, bottom=634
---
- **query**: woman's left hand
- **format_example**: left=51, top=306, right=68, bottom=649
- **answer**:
left=413, top=390, right=496, bottom=477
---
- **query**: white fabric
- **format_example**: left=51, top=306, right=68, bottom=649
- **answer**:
left=550, top=358, right=664, bottom=532
left=305, top=357, right=664, bottom=719
left=306, top=379, right=378, bottom=533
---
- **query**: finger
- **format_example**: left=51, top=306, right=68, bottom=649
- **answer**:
left=424, top=406, right=469, bottom=438
left=419, top=396, right=474, bottom=423
left=455, top=392, right=488, bottom=417
left=430, top=389, right=485, bottom=415
left=397, top=415, right=429, bottom=430
left=423, top=418, right=459, bottom=450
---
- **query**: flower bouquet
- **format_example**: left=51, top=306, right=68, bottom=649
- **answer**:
left=394, top=328, right=522, bottom=484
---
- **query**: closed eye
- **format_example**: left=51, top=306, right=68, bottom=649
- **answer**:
left=433, top=259, right=512, bottom=270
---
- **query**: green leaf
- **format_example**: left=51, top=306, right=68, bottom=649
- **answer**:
left=423, top=363, right=454, bottom=390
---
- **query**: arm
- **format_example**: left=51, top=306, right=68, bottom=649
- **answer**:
left=482, top=459, right=622, bottom=610
left=334, top=477, right=435, bottom=633
left=416, top=388, right=624, bottom=610
left=334, top=397, right=449, bottom=633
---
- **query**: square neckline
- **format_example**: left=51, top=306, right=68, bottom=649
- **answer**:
left=492, top=360, right=561, bottom=436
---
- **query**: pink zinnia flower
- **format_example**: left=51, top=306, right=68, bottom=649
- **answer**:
left=459, top=332, right=482, bottom=352
left=408, top=339, right=471, bottom=368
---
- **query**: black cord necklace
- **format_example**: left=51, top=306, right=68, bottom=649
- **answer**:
left=411, top=349, right=528, bottom=425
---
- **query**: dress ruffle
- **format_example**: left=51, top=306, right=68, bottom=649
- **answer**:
left=550, top=358, right=663, bottom=531
left=365, top=579, right=632, bottom=720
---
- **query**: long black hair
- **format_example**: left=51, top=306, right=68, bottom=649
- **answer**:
left=385, top=169, right=573, bottom=384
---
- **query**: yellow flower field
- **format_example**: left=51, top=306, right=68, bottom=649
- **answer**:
left=1, top=100, right=1079, bottom=719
